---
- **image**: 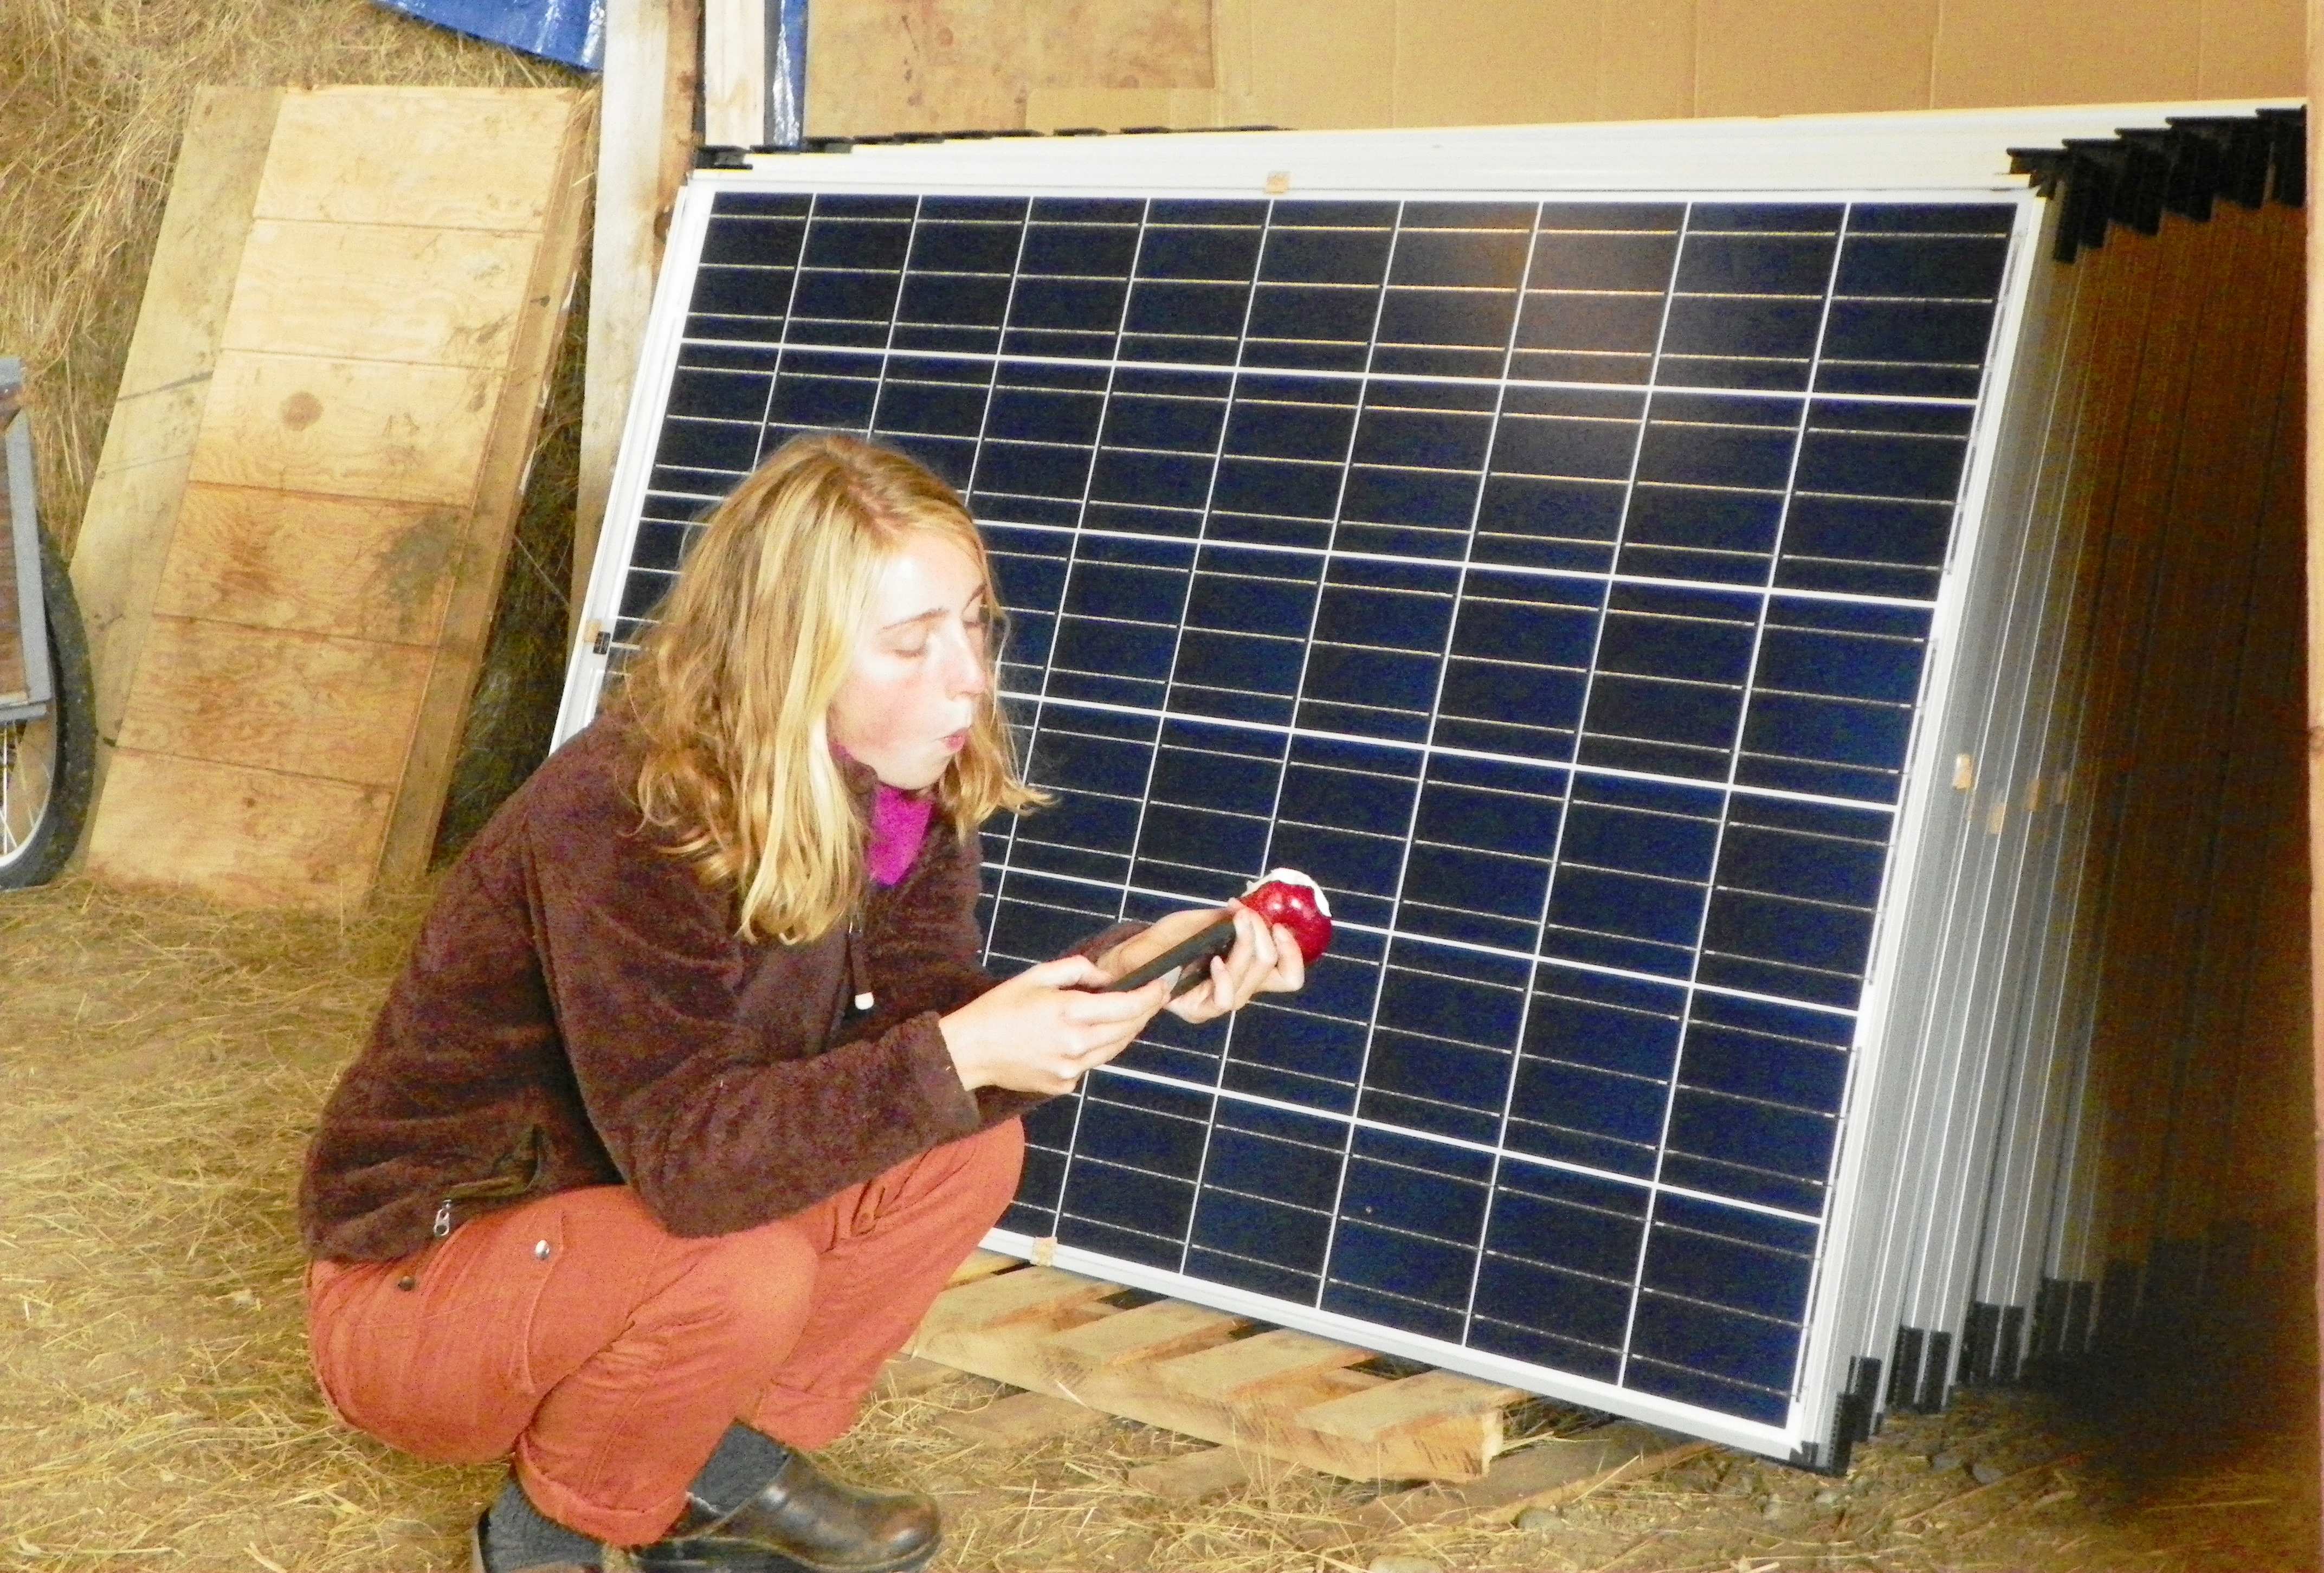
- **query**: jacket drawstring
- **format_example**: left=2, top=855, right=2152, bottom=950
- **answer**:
left=846, top=914, right=874, bottom=1015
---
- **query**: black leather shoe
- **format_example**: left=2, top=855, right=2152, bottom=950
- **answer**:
left=631, top=1451, right=940, bottom=1573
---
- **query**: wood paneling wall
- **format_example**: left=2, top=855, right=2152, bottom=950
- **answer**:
left=803, top=0, right=2302, bottom=136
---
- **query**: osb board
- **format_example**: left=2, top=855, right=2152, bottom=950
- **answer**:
left=1208, top=0, right=2300, bottom=129
left=83, top=86, right=590, bottom=910
left=805, top=0, right=1212, bottom=136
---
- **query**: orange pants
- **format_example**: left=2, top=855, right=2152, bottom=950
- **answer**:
left=305, top=1120, right=1023, bottom=1546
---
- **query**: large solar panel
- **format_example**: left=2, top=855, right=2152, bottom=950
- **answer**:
left=553, top=119, right=2100, bottom=1464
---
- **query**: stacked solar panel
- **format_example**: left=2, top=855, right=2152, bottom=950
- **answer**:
left=556, top=112, right=2296, bottom=1467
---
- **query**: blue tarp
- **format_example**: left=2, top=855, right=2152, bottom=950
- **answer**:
left=373, top=0, right=605, bottom=73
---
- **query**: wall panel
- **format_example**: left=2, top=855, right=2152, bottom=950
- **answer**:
left=820, top=0, right=2300, bottom=136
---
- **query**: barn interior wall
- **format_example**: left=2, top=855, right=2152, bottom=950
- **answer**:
left=803, top=0, right=2303, bottom=137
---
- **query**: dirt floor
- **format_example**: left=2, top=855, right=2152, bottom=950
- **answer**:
left=2, top=876, right=2318, bottom=1572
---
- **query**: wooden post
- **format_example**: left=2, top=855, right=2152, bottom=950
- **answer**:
left=2307, top=3, right=2323, bottom=1559
left=702, top=0, right=770, bottom=147
left=574, top=0, right=702, bottom=623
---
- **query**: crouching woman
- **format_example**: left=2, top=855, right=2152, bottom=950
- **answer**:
left=296, top=434, right=1304, bottom=1573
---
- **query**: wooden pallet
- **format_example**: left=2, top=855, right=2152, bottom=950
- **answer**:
left=906, top=1252, right=1707, bottom=1501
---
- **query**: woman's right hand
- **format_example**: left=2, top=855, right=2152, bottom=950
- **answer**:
left=939, top=956, right=1171, bottom=1095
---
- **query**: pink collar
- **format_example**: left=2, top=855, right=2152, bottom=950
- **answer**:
left=866, top=782, right=934, bottom=886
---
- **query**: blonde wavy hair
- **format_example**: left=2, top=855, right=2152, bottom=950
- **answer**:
left=620, top=433, right=1045, bottom=944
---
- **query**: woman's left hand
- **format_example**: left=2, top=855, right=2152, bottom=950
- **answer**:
left=1099, top=903, right=1305, bottom=1024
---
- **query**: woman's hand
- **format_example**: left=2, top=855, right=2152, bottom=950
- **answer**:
left=1163, top=904, right=1305, bottom=1023
left=939, top=956, right=1171, bottom=1095
left=1097, top=904, right=1306, bottom=1025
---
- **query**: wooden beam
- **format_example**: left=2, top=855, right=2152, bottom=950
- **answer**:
left=576, top=0, right=702, bottom=621
left=703, top=0, right=771, bottom=146
left=2306, top=0, right=2323, bottom=1550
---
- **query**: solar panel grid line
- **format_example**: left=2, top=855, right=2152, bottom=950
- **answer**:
left=1570, top=202, right=1696, bottom=1399
left=958, top=196, right=1055, bottom=936
left=1415, top=197, right=1578, bottom=1351
left=1269, top=195, right=1425, bottom=1322
left=1610, top=202, right=1853, bottom=1416
left=1012, top=198, right=1151, bottom=1262
left=1076, top=192, right=1274, bottom=1281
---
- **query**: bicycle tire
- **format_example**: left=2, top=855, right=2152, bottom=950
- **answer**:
left=0, top=527, right=95, bottom=888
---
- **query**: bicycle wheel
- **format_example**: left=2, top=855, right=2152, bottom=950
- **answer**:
left=1, top=527, right=95, bottom=888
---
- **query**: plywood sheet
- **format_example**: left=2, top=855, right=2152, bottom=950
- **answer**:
left=808, top=0, right=1032, bottom=134
left=85, top=86, right=590, bottom=910
left=1023, top=0, right=1211, bottom=91
left=1393, top=0, right=1585, bottom=126
left=1024, top=86, right=1221, bottom=130
left=85, top=750, right=392, bottom=910
left=806, top=0, right=1211, bottom=135
left=223, top=221, right=540, bottom=368
left=1243, top=0, right=1393, bottom=130
left=115, top=617, right=431, bottom=787
left=1931, top=0, right=2199, bottom=108
left=154, top=485, right=465, bottom=644
left=2197, top=0, right=2303, bottom=98
left=71, top=88, right=280, bottom=813
left=1696, top=0, right=1939, bottom=117
left=189, top=352, right=501, bottom=508
left=255, top=88, right=577, bottom=230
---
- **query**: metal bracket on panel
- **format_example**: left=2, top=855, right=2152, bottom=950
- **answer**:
left=1886, top=1325, right=1925, bottom=1412
left=1916, top=1330, right=1953, bottom=1411
left=1958, top=1300, right=2003, bottom=1385
left=697, top=145, right=756, bottom=169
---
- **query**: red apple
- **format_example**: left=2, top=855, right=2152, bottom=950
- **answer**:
left=1238, top=867, right=1334, bottom=965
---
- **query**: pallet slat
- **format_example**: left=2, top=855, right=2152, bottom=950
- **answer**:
left=911, top=1264, right=1517, bottom=1481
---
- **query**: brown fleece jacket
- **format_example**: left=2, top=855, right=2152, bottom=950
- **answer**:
left=298, top=717, right=1131, bottom=1262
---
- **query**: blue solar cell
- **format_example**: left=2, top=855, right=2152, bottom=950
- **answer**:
left=801, top=215, right=911, bottom=270
left=1836, top=233, right=2009, bottom=299
left=1076, top=1089, right=1212, bottom=1175
left=1820, top=297, right=1998, bottom=369
left=1635, top=402, right=1801, bottom=491
left=1629, top=1291, right=1799, bottom=1410
left=1794, top=426, right=1970, bottom=502
left=920, top=194, right=1029, bottom=223
left=689, top=265, right=797, bottom=319
left=1322, top=1277, right=1467, bottom=1343
left=715, top=191, right=812, bottom=220
left=1693, top=202, right=1842, bottom=234
left=1392, top=228, right=1532, bottom=289
left=1663, top=1090, right=1836, bottom=1202
left=1329, top=1222, right=1480, bottom=1312
left=1190, top=1191, right=1333, bottom=1275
